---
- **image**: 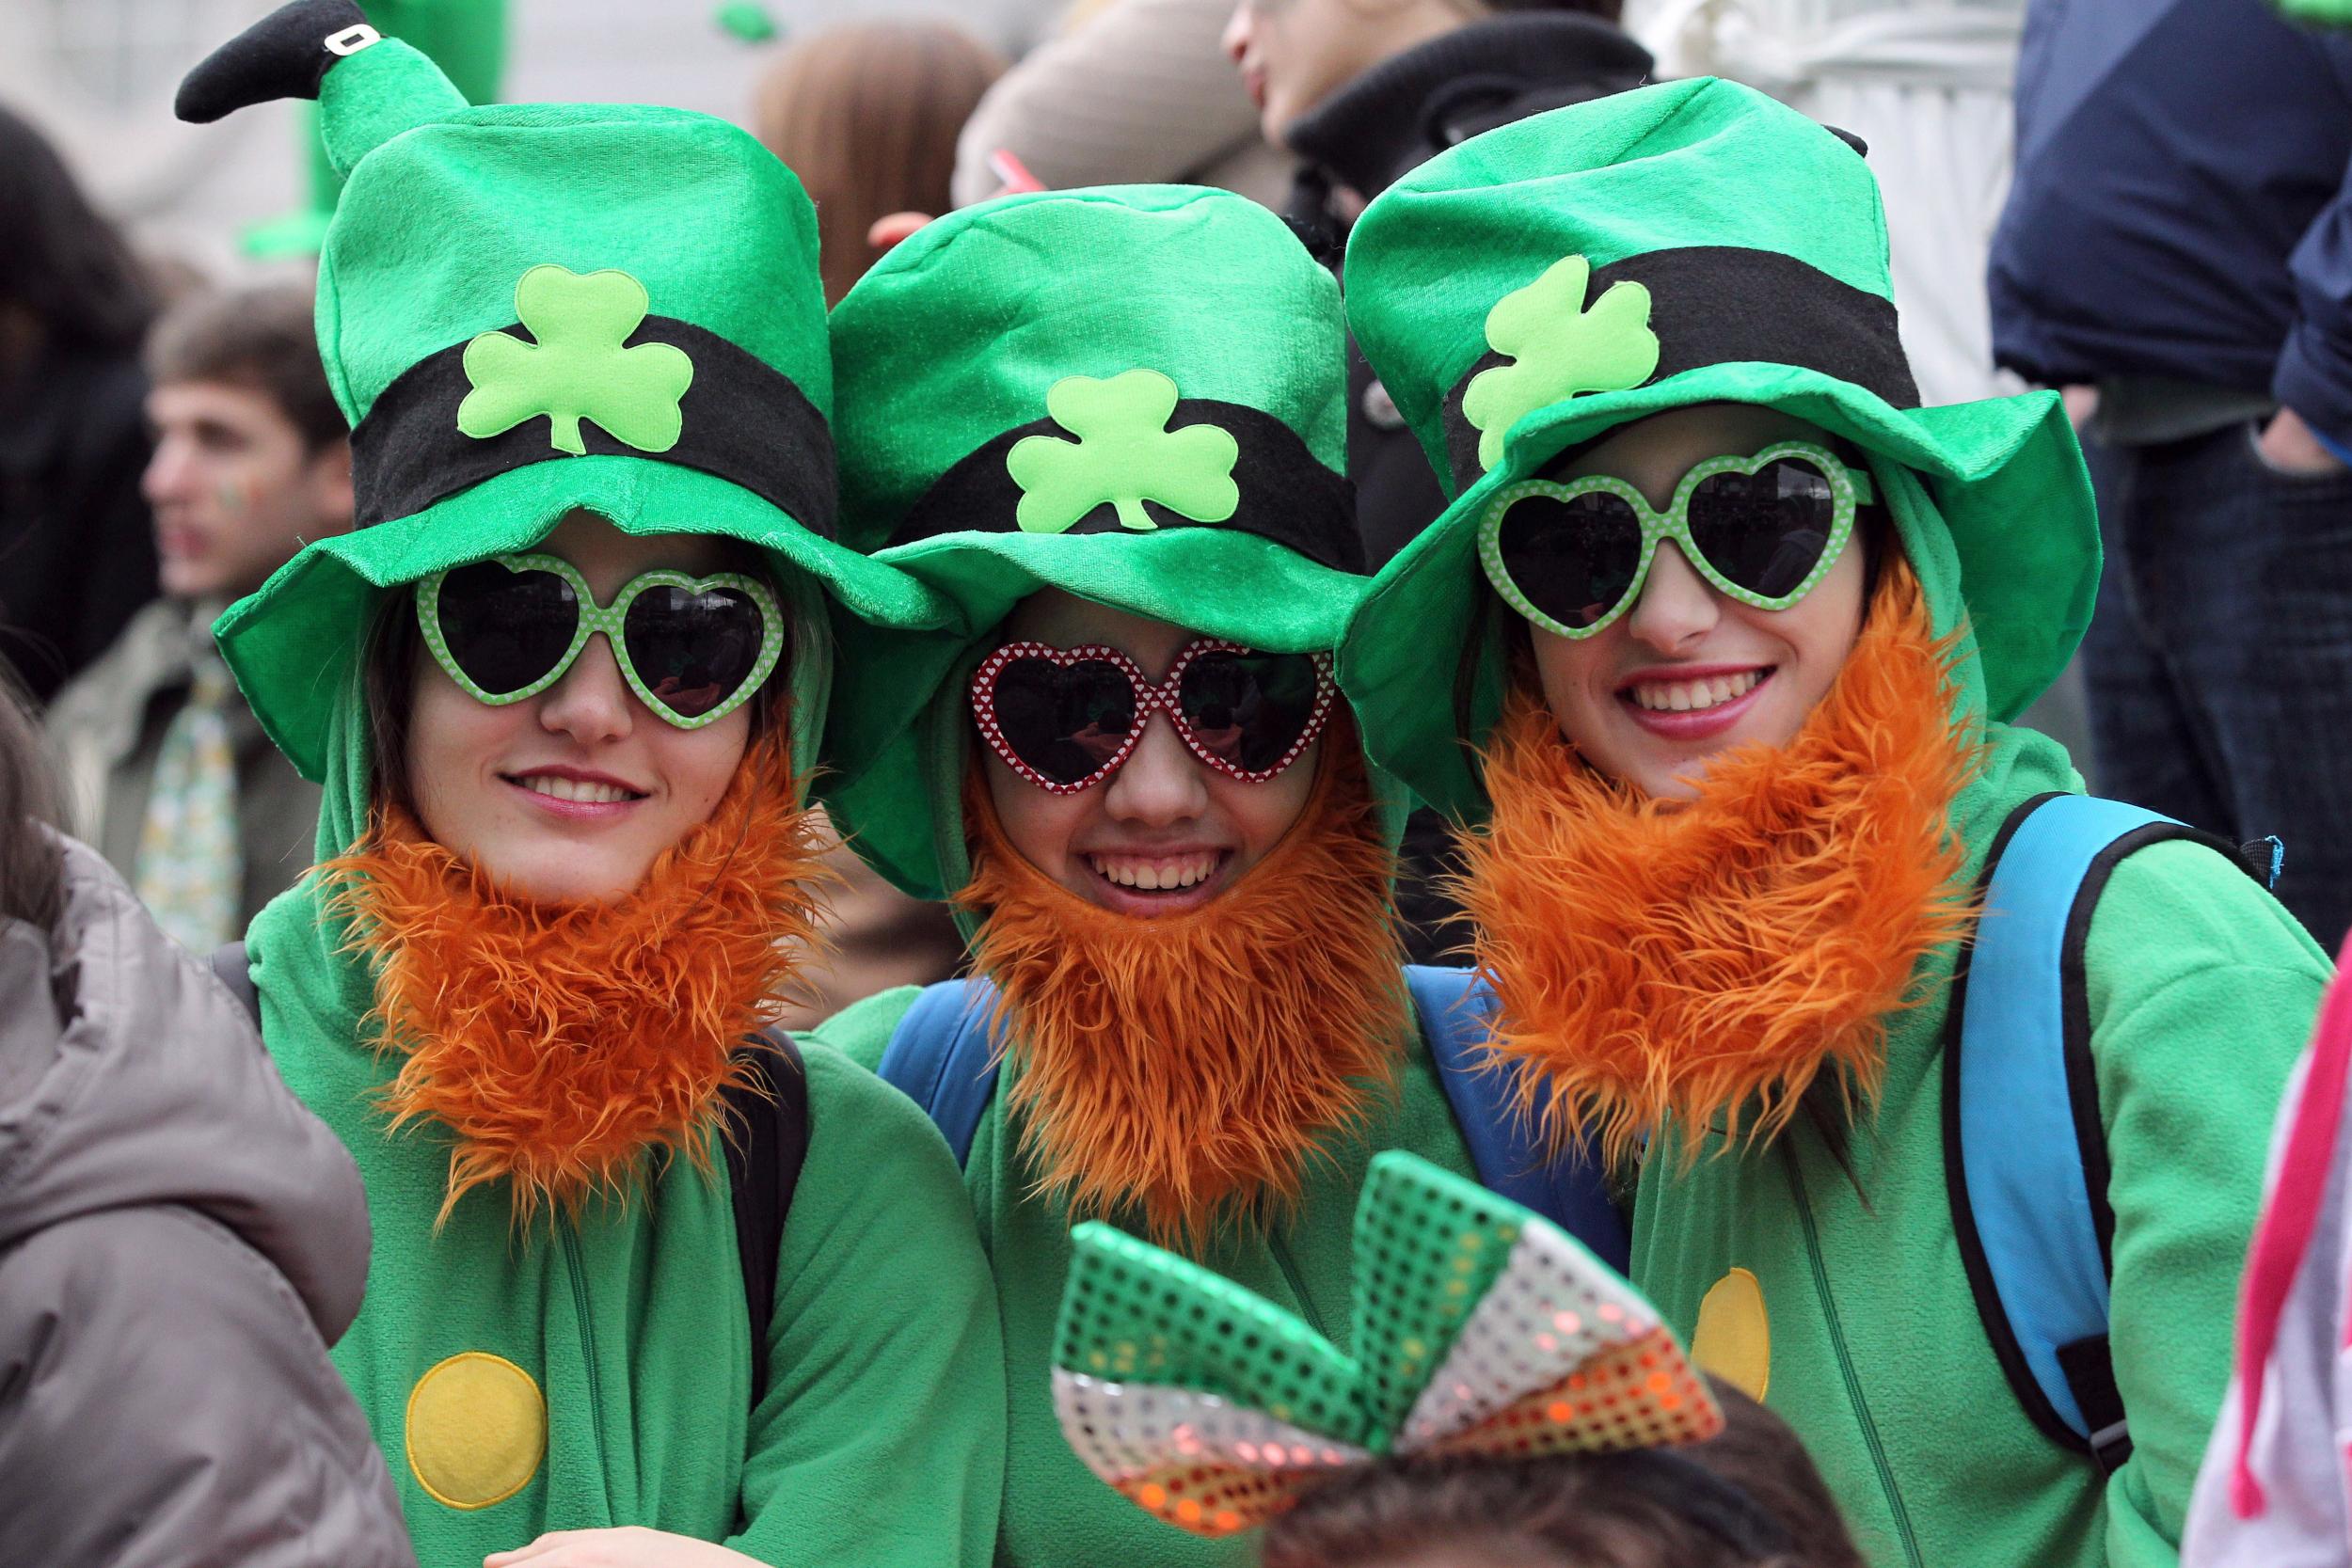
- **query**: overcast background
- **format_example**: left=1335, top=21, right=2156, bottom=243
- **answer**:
left=0, top=0, right=1058, bottom=277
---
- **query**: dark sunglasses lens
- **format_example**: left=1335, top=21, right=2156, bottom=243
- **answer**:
left=622, top=584, right=770, bottom=720
left=434, top=561, right=580, bottom=695
left=1686, top=458, right=1841, bottom=599
left=1175, top=650, right=1324, bottom=773
left=990, top=657, right=1139, bottom=785
left=1496, top=491, right=1645, bottom=630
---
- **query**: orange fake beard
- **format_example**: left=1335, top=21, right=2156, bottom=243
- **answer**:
left=326, top=735, right=832, bottom=1226
left=958, top=732, right=1408, bottom=1248
left=1457, top=563, right=1979, bottom=1169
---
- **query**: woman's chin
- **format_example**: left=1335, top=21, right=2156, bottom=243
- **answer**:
left=469, top=846, right=647, bottom=906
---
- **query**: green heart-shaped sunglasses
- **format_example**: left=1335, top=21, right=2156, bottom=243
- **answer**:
left=415, top=552, right=785, bottom=729
left=1478, top=439, right=1876, bottom=639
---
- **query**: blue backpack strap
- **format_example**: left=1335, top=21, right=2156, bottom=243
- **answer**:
left=1945, top=792, right=2260, bottom=1474
left=875, top=979, right=1003, bottom=1168
left=1406, top=964, right=1630, bottom=1273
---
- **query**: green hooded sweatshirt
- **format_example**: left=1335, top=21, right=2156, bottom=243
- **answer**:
left=806, top=184, right=1591, bottom=1567
left=1334, top=80, right=2336, bottom=1568
left=174, top=7, right=1004, bottom=1562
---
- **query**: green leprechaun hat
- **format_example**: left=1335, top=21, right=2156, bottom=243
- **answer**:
left=175, top=0, right=949, bottom=785
left=1336, top=78, right=2098, bottom=821
left=819, top=184, right=1372, bottom=902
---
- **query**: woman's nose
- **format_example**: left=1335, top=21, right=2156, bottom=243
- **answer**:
left=1101, top=709, right=1212, bottom=826
left=534, top=632, right=637, bottom=744
left=1622, top=542, right=1723, bottom=656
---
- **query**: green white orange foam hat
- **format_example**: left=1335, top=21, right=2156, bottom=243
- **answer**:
left=1052, top=1150, right=1722, bottom=1537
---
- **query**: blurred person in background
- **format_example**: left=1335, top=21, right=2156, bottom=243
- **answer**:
left=0, top=658, right=413, bottom=1568
left=1222, top=0, right=1649, bottom=964
left=753, top=20, right=999, bottom=1025
left=47, top=284, right=350, bottom=954
left=1223, top=0, right=1648, bottom=566
left=1990, top=0, right=2352, bottom=948
left=753, top=21, right=1007, bottom=308
left=1622, top=0, right=2024, bottom=409
left=1613, top=0, right=2096, bottom=765
left=0, top=105, right=160, bottom=706
left=951, top=0, right=1293, bottom=211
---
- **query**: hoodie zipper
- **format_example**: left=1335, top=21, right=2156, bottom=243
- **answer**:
left=561, top=1227, right=609, bottom=1460
left=1781, top=1142, right=1923, bottom=1568
left=1268, top=1231, right=1331, bottom=1342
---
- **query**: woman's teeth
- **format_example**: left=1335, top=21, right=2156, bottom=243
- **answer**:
left=513, top=773, right=640, bottom=804
left=1627, top=669, right=1766, bottom=713
left=1089, top=852, right=1220, bottom=892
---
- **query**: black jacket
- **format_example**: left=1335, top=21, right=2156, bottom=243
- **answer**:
left=1991, top=0, right=2352, bottom=446
left=0, top=345, right=157, bottom=705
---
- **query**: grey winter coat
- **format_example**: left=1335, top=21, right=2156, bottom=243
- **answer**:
left=0, top=835, right=414, bottom=1568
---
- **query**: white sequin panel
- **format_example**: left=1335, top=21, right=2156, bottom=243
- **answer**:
left=1395, top=1222, right=1661, bottom=1449
left=1053, top=1370, right=1372, bottom=1483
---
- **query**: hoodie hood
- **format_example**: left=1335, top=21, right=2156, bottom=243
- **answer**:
left=0, top=835, right=371, bottom=1342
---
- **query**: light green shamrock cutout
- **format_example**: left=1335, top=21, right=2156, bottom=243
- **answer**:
left=1005, top=369, right=1240, bottom=534
left=1462, top=255, right=1660, bottom=471
left=457, top=265, right=694, bottom=456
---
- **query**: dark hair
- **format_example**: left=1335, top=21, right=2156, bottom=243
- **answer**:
left=1262, top=1381, right=1866, bottom=1568
left=0, top=103, right=155, bottom=361
left=751, top=22, right=1007, bottom=307
left=0, top=657, right=65, bottom=928
left=360, top=541, right=790, bottom=814
left=146, top=283, right=346, bottom=451
left=1482, top=0, right=1623, bottom=18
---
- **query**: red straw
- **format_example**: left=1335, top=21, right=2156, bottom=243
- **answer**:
left=989, top=149, right=1045, bottom=195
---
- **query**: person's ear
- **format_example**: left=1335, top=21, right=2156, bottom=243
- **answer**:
left=310, top=437, right=357, bottom=534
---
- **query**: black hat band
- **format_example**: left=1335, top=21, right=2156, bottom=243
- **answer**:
left=349, top=315, right=837, bottom=536
left=888, top=399, right=1363, bottom=574
left=1439, top=245, right=1918, bottom=490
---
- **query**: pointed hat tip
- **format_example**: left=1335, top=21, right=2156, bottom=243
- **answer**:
left=177, top=0, right=467, bottom=175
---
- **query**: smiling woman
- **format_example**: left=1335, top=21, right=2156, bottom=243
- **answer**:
left=174, top=8, right=999, bottom=1567
left=804, top=182, right=1631, bottom=1568
left=1335, top=79, right=2334, bottom=1568
left=366, top=511, right=774, bottom=903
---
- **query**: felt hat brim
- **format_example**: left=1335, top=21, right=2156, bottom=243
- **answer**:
left=1340, top=363, right=2096, bottom=821
left=216, top=455, right=952, bottom=784
left=819, top=527, right=1375, bottom=905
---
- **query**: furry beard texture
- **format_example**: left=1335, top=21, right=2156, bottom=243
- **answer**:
left=327, top=735, right=832, bottom=1226
left=958, top=734, right=1408, bottom=1248
left=1457, top=563, right=1979, bottom=1169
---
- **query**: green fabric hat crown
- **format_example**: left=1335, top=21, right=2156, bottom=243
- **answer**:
left=1052, top=1150, right=1724, bottom=1538
left=177, top=0, right=946, bottom=784
left=1337, top=78, right=2098, bottom=820
left=820, top=185, right=1370, bottom=902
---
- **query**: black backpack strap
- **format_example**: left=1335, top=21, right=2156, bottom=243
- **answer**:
left=723, top=1025, right=809, bottom=1408
left=209, top=940, right=260, bottom=1026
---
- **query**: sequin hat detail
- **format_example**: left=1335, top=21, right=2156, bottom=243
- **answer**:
left=1052, top=1149, right=1722, bottom=1537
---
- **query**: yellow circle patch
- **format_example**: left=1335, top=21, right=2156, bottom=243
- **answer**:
left=405, top=1352, right=547, bottom=1511
left=1692, top=1267, right=1772, bottom=1400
